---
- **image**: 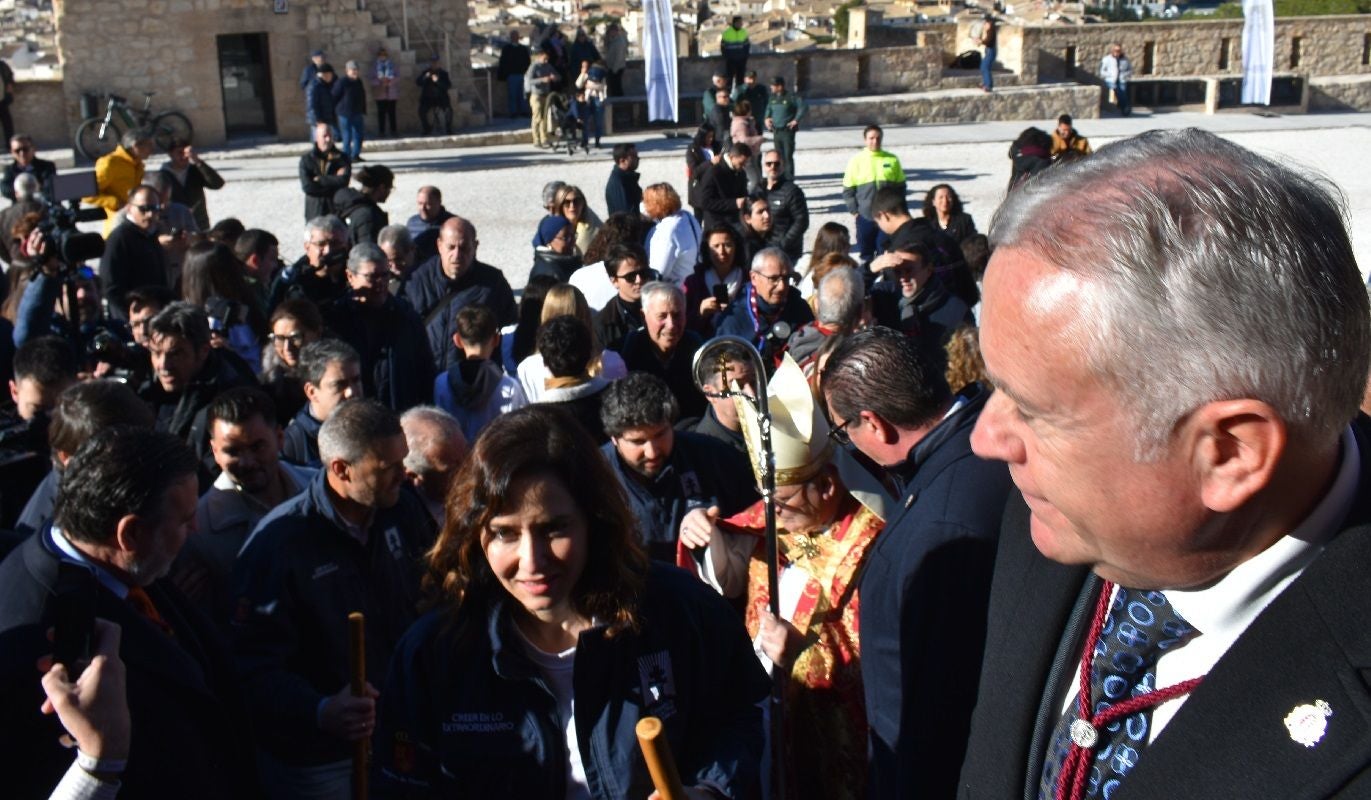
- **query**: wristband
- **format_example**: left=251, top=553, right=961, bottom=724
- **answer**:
left=76, top=749, right=127, bottom=775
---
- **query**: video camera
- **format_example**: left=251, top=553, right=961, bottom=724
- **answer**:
left=37, top=170, right=107, bottom=267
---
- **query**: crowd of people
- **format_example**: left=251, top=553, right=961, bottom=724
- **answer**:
left=0, top=79, right=1368, bottom=800
left=297, top=46, right=456, bottom=157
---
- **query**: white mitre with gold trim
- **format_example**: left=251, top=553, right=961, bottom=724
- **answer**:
left=735, top=354, right=894, bottom=520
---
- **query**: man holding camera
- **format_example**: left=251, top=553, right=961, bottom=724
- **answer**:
left=269, top=215, right=352, bottom=309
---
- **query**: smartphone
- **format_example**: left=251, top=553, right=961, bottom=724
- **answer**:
left=712, top=284, right=730, bottom=305
left=52, top=561, right=98, bottom=676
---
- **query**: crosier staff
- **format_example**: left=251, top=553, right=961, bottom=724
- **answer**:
left=690, top=335, right=785, bottom=798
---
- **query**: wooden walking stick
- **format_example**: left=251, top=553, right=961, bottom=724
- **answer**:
left=636, top=716, right=686, bottom=800
left=349, top=611, right=368, bottom=800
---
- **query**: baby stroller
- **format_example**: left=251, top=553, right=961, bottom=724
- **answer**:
left=546, top=92, right=585, bottom=156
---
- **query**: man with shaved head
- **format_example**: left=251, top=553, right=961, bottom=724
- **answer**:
left=401, top=216, right=517, bottom=370
left=405, top=185, right=454, bottom=264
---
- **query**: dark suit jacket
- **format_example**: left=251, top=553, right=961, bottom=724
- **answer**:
left=860, top=388, right=1013, bottom=799
left=0, top=527, right=258, bottom=799
left=957, top=419, right=1371, bottom=800
left=1, top=157, right=56, bottom=202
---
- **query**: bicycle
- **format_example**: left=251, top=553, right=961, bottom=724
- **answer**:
left=74, top=91, right=194, bottom=162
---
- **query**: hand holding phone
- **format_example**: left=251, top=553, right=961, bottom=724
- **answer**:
left=711, top=284, right=730, bottom=306
left=52, top=561, right=98, bottom=676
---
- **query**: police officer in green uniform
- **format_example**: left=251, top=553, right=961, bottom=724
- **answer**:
left=731, top=70, right=769, bottom=132
left=764, top=76, right=806, bottom=182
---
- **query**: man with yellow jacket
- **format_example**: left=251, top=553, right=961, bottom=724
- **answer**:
left=84, top=129, right=154, bottom=236
left=842, top=124, right=906, bottom=265
left=1049, top=113, right=1092, bottom=159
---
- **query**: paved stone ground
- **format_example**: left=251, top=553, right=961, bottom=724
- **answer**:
left=107, top=110, right=1371, bottom=288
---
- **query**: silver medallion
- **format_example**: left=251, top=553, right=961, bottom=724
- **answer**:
left=1070, top=719, right=1099, bottom=749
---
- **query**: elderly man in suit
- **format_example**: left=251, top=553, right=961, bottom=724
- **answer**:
left=959, top=128, right=1371, bottom=800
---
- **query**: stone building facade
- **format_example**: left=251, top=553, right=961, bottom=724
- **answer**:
left=956, top=15, right=1371, bottom=86
left=51, top=0, right=475, bottom=148
left=25, top=8, right=1371, bottom=150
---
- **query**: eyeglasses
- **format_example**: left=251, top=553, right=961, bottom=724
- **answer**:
left=354, top=270, right=394, bottom=284
left=828, top=416, right=853, bottom=446
left=615, top=269, right=650, bottom=284
left=563, top=198, right=584, bottom=206
left=131, top=203, right=163, bottom=214
left=763, top=160, right=781, bottom=167
left=269, top=332, right=307, bottom=347
left=11, top=146, right=31, bottom=154
left=753, top=271, right=790, bottom=285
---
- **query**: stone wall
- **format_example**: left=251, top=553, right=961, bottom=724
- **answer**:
left=806, top=83, right=1099, bottom=127
left=951, top=18, right=1025, bottom=81
left=1014, top=16, right=1371, bottom=85
left=8, top=79, right=70, bottom=150
left=53, top=0, right=470, bottom=148
left=1309, top=74, right=1371, bottom=111
left=863, top=33, right=946, bottom=92
left=609, top=41, right=946, bottom=103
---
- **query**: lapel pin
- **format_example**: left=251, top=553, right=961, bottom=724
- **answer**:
left=1284, top=700, right=1332, bottom=748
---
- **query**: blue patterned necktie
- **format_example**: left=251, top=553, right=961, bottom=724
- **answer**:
left=1039, top=585, right=1201, bottom=800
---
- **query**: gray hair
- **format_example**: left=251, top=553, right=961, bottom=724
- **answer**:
left=347, top=242, right=387, bottom=273
left=399, top=405, right=465, bottom=475
left=600, top=372, right=679, bottom=437
left=989, top=127, right=1371, bottom=458
left=303, top=215, right=349, bottom=244
left=542, top=180, right=567, bottom=209
left=640, top=280, right=684, bottom=311
left=12, top=172, right=38, bottom=201
left=298, top=338, right=361, bottom=387
left=377, top=224, right=413, bottom=254
left=120, top=128, right=153, bottom=151
left=318, top=399, right=402, bottom=464
left=816, top=266, right=864, bottom=330
left=750, top=246, right=791, bottom=274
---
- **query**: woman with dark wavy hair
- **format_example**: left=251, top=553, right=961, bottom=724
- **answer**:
left=682, top=222, right=745, bottom=336
left=374, top=405, right=769, bottom=799
left=181, top=240, right=268, bottom=371
left=921, top=183, right=979, bottom=244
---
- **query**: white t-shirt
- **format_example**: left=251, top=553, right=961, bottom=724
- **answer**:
left=519, top=635, right=591, bottom=800
left=568, top=261, right=619, bottom=311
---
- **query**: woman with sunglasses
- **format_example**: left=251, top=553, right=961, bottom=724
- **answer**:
left=373, top=405, right=769, bottom=799
left=553, top=183, right=602, bottom=255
